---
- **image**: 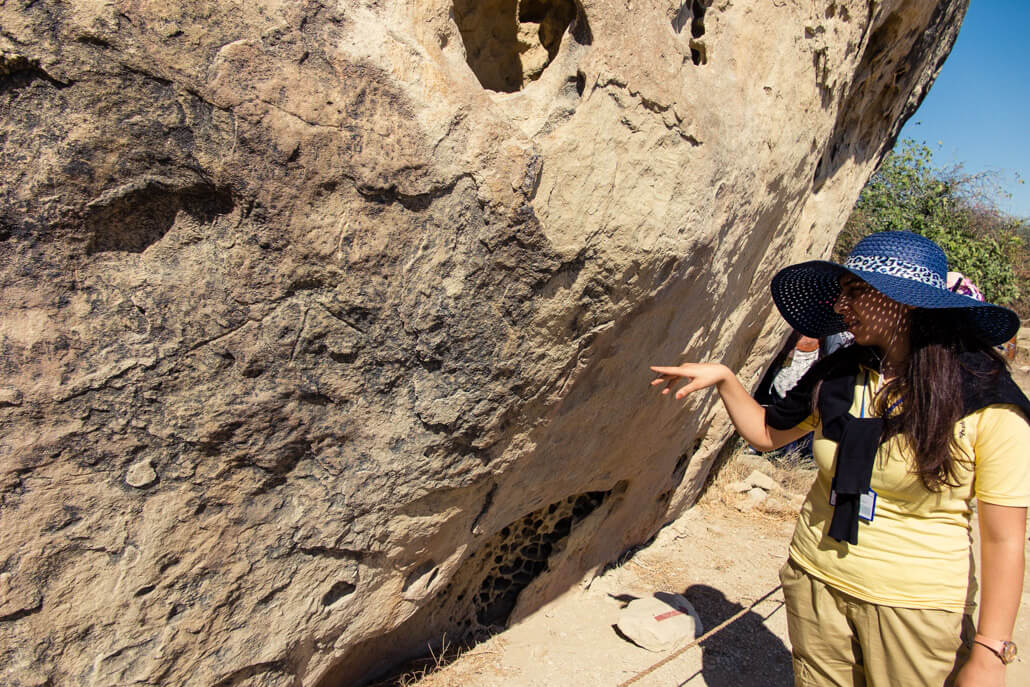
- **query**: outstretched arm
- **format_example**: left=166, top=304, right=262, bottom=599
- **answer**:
left=954, top=502, right=1026, bottom=687
left=650, top=363, right=810, bottom=451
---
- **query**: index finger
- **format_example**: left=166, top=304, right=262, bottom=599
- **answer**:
left=649, top=366, right=686, bottom=376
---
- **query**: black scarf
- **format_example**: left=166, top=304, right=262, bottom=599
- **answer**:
left=765, top=345, right=1030, bottom=545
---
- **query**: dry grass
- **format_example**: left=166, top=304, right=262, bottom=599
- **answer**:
left=699, top=440, right=817, bottom=521
left=404, top=644, right=506, bottom=687
left=366, top=634, right=508, bottom=687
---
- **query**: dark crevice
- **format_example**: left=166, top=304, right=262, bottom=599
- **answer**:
left=570, top=1, right=592, bottom=45
left=76, top=34, right=112, bottom=49
left=417, top=357, right=442, bottom=373
left=470, top=484, right=497, bottom=533
left=204, top=421, right=244, bottom=446
left=297, top=390, right=333, bottom=406
left=322, top=580, right=356, bottom=606
left=690, top=0, right=708, bottom=38
left=0, top=598, right=43, bottom=623
left=690, top=42, right=707, bottom=66
left=672, top=1, right=709, bottom=65
left=674, top=451, right=691, bottom=477
left=0, top=56, right=71, bottom=94
left=671, top=0, right=709, bottom=39
left=121, top=64, right=173, bottom=89
left=298, top=546, right=362, bottom=561
left=84, top=182, right=234, bottom=255
left=265, top=439, right=310, bottom=475
left=403, top=561, right=439, bottom=593
left=284, top=277, right=326, bottom=295
left=328, top=350, right=358, bottom=364
left=158, top=555, right=180, bottom=574
left=256, top=582, right=291, bottom=606
left=44, top=506, right=82, bottom=532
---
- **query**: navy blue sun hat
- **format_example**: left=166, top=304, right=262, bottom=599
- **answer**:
left=770, top=231, right=1020, bottom=346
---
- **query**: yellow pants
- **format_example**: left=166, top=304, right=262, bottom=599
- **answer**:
left=779, top=557, right=973, bottom=686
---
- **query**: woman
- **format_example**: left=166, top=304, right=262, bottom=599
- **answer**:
left=651, top=231, right=1030, bottom=686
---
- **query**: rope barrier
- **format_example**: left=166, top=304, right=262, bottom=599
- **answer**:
left=616, top=584, right=784, bottom=687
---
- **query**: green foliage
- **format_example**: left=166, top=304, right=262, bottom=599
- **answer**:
left=836, top=140, right=1028, bottom=317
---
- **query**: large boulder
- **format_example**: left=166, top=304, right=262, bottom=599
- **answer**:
left=0, top=1, right=967, bottom=685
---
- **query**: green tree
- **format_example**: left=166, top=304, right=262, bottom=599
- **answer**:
left=835, top=140, right=1027, bottom=315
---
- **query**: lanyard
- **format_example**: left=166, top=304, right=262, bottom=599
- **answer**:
left=861, top=369, right=903, bottom=419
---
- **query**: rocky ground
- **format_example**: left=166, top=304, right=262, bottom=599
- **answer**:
left=376, top=361, right=1030, bottom=687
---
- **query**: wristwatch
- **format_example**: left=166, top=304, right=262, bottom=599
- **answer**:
left=973, top=634, right=1017, bottom=664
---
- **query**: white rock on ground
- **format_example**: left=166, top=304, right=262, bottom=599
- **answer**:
left=746, top=470, right=781, bottom=493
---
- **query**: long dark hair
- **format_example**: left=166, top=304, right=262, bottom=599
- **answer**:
left=877, top=309, right=1007, bottom=490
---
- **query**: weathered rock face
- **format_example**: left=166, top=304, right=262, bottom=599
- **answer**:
left=0, top=1, right=966, bottom=684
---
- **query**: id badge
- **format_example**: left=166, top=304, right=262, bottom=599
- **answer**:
left=858, top=490, right=876, bottom=522
left=829, top=483, right=877, bottom=523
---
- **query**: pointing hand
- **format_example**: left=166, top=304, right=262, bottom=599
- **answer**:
left=649, top=363, right=730, bottom=400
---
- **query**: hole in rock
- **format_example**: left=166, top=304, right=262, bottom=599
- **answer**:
left=0, top=56, right=68, bottom=94
left=674, top=451, right=691, bottom=476
left=690, top=42, right=707, bottom=66
left=85, top=182, right=233, bottom=255
left=360, top=484, right=619, bottom=687
left=691, top=0, right=708, bottom=38
left=671, top=0, right=709, bottom=39
left=322, top=580, right=356, bottom=606
left=403, top=560, right=440, bottom=594
left=471, top=488, right=610, bottom=627
left=453, top=0, right=583, bottom=92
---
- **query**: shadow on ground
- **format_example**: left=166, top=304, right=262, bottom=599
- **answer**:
left=680, top=584, right=794, bottom=687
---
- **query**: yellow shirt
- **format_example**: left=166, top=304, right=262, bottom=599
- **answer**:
left=789, top=367, right=1030, bottom=612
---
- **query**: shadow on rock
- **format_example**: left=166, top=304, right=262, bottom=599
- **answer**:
left=683, top=583, right=793, bottom=687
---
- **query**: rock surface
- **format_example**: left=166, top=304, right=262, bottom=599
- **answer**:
left=616, top=592, right=703, bottom=652
left=746, top=470, right=780, bottom=493
left=0, top=1, right=967, bottom=685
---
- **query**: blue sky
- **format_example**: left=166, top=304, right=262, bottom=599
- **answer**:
left=897, top=0, right=1029, bottom=219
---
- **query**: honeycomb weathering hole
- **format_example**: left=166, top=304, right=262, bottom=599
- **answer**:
left=471, top=489, right=609, bottom=627
left=365, top=488, right=619, bottom=685
left=453, top=0, right=584, bottom=92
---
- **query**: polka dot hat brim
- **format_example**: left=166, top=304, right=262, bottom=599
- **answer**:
left=770, top=231, right=1020, bottom=346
